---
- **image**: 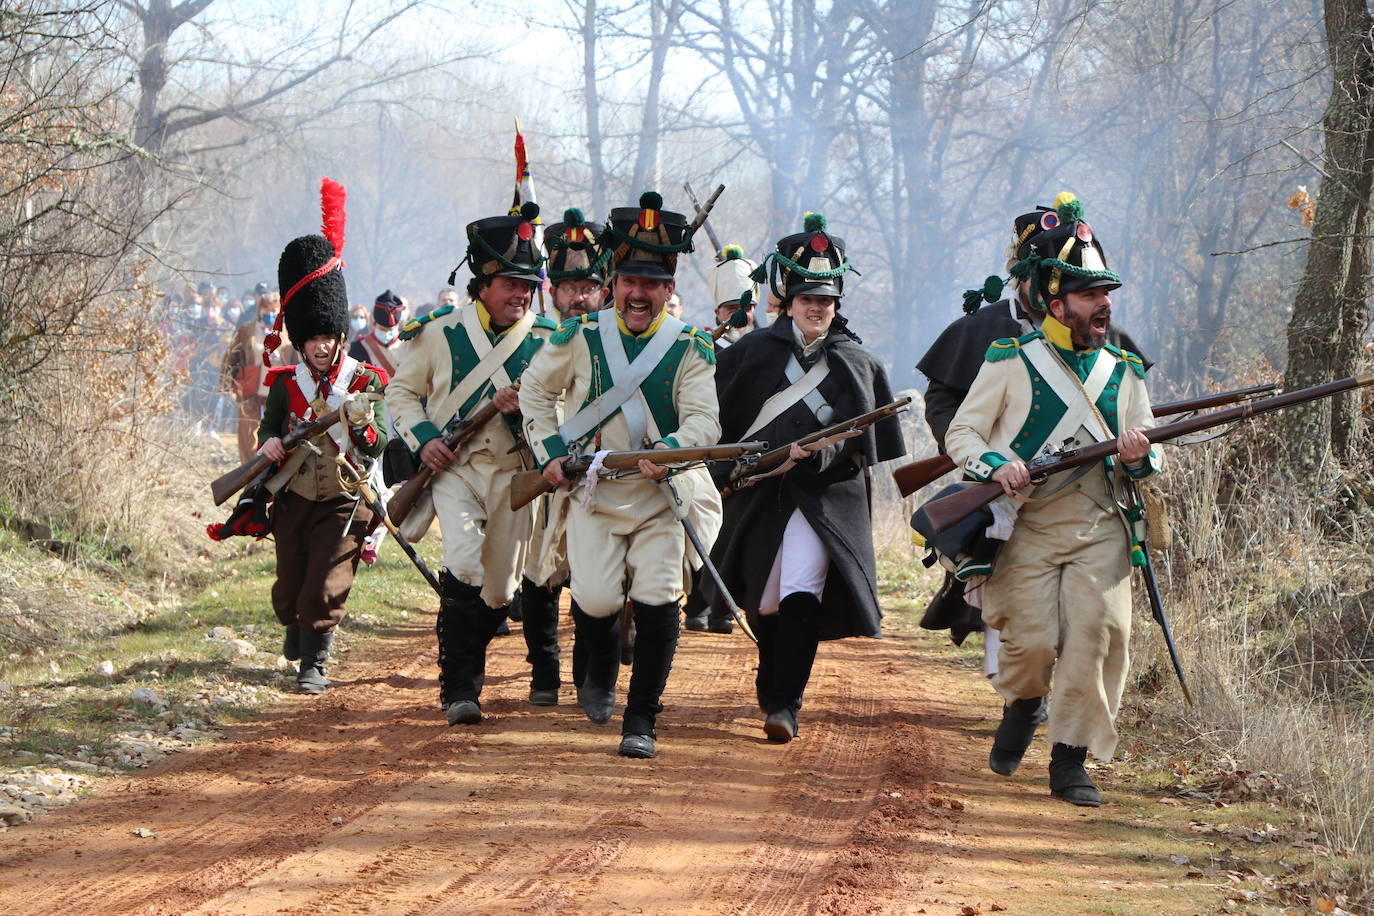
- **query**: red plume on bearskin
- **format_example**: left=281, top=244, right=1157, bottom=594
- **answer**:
left=320, top=177, right=346, bottom=256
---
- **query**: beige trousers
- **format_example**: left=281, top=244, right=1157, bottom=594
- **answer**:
left=431, top=452, right=531, bottom=609
left=982, top=474, right=1133, bottom=761
left=523, top=489, right=570, bottom=589
left=566, top=476, right=684, bottom=617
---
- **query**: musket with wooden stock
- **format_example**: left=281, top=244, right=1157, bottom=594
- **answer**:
left=891, top=381, right=1280, bottom=498
left=510, top=440, right=768, bottom=512
left=387, top=389, right=513, bottom=527
left=209, top=392, right=383, bottom=506
left=721, top=398, right=912, bottom=498
left=684, top=182, right=725, bottom=257
left=917, top=372, right=1374, bottom=535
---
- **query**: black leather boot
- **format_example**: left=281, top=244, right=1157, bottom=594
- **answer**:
left=571, top=602, right=620, bottom=724
left=620, top=601, right=680, bottom=758
left=762, top=592, right=821, bottom=743
left=1049, top=743, right=1102, bottom=807
left=682, top=569, right=708, bottom=631
left=296, top=629, right=334, bottom=694
left=282, top=623, right=301, bottom=661
left=436, top=572, right=505, bottom=725
left=753, top=613, right=780, bottom=711
left=518, top=577, right=561, bottom=705
left=989, top=697, right=1048, bottom=776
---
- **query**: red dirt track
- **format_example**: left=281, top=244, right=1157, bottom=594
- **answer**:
left=0, top=614, right=971, bottom=914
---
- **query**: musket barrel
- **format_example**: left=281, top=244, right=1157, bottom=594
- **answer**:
left=920, top=373, right=1374, bottom=534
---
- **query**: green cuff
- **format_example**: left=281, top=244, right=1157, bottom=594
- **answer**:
left=538, top=434, right=569, bottom=470
left=965, top=451, right=1007, bottom=482
left=1124, top=449, right=1160, bottom=479
left=656, top=436, right=681, bottom=450
left=408, top=420, right=443, bottom=457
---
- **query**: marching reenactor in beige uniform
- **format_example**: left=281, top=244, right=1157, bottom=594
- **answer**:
left=386, top=203, right=558, bottom=725
left=943, top=197, right=1161, bottom=806
left=521, top=191, right=720, bottom=759
left=516, top=208, right=611, bottom=706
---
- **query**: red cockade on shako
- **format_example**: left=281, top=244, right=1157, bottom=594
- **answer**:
left=264, top=177, right=348, bottom=367
left=810, top=233, right=830, bottom=253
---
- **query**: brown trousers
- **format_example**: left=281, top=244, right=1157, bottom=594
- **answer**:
left=271, top=491, right=371, bottom=633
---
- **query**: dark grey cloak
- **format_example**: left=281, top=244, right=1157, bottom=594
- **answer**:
left=708, top=316, right=907, bottom=641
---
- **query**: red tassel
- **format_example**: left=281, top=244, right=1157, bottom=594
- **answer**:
left=206, top=523, right=226, bottom=541
left=320, top=177, right=347, bottom=256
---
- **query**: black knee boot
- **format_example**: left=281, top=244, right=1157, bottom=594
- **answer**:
left=518, top=577, right=561, bottom=705
left=571, top=601, right=620, bottom=724
left=296, top=628, right=334, bottom=694
left=989, top=697, right=1048, bottom=776
left=436, top=572, right=506, bottom=724
left=619, top=601, right=680, bottom=758
left=682, top=568, right=709, bottom=631
left=753, top=613, right=780, bottom=711
left=762, top=592, right=821, bottom=742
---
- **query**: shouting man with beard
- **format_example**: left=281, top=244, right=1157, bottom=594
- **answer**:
left=943, top=196, right=1162, bottom=808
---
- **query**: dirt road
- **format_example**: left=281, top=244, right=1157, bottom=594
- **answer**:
left=0, top=612, right=1218, bottom=915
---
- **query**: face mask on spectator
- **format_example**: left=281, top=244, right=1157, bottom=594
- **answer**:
left=261, top=312, right=276, bottom=327
left=351, top=316, right=368, bottom=333
left=224, top=305, right=241, bottom=324
left=375, top=327, right=398, bottom=345
left=186, top=303, right=203, bottom=319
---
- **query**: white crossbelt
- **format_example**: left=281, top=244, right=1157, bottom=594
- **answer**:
left=743, top=354, right=831, bottom=439
left=558, top=314, right=686, bottom=446
left=427, top=307, right=534, bottom=428
left=1018, top=337, right=1115, bottom=450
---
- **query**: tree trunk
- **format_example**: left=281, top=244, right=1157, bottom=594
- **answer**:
left=1280, top=0, right=1374, bottom=470
left=582, top=0, right=607, bottom=218
left=630, top=0, right=681, bottom=194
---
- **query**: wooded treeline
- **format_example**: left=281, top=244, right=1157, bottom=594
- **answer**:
left=1, top=0, right=1370, bottom=475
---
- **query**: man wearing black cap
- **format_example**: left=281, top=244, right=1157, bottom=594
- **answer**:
left=914, top=195, right=1152, bottom=663
left=520, top=191, right=720, bottom=759
left=943, top=195, right=1162, bottom=807
left=255, top=180, right=390, bottom=695
left=386, top=203, right=559, bottom=726
left=708, top=213, right=906, bottom=743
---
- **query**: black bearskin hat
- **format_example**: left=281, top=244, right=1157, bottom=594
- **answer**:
left=278, top=234, right=349, bottom=350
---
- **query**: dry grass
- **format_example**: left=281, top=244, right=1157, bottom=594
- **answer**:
left=1130, top=423, right=1374, bottom=900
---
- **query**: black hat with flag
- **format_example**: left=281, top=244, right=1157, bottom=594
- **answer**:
left=753, top=212, right=856, bottom=300
left=267, top=177, right=350, bottom=364
left=453, top=201, right=545, bottom=285
left=601, top=191, right=694, bottom=280
left=544, top=207, right=610, bottom=284
left=1009, top=192, right=1121, bottom=313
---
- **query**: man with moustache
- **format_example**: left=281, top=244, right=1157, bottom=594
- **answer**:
left=386, top=203, right=558, bottom=725
left=943, top=196, right=1161, bottom=807
left=520, top=191, right=720, bottom=759
left=914, top=194, right=1153, bottom=754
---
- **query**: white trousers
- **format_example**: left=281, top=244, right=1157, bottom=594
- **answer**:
left=759, top=509, right=829, bottom=615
